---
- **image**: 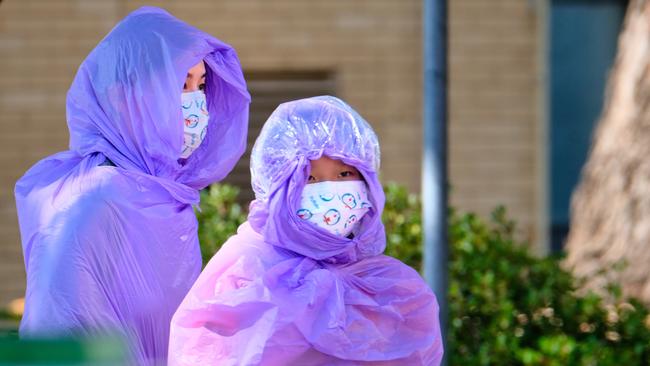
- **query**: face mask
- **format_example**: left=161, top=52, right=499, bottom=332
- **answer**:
left=180, top=90, right=209, bottom=158
left=297, top=180, right=372, bottom=237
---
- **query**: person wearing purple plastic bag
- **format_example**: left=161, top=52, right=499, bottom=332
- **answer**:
left=169, top=96, right=443, bottom=365
left=14, top=7, right=250, bottom=364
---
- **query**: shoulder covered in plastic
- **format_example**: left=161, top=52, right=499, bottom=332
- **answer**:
left=25, top=161, right=174, bottom=242
left=56, top=166, right=134, bottom=217
left=193, top=221, right=277, bottom=291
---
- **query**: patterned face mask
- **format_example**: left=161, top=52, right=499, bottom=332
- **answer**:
left=297, top=180, right=372, bottom=237
left=180, top=90, right=209, bottom=158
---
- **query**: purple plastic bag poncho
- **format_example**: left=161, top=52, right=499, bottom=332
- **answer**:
left=169, top=96, right=443, bottom=365
left=14, top=7, right=250, bottom=364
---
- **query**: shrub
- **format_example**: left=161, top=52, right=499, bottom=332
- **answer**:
left=195, top=184, right=247, bottom=266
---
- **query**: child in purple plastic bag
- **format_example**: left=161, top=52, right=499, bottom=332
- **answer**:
left=169, top=96, right=443, bottom=365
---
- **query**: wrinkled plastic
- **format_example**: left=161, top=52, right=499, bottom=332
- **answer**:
left=169, top=96, right=443, bottom=365
left=14, top=7, right=250, bottom=365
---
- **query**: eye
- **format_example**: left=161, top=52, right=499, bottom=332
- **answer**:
left=199, top=83, right=206, bottom=91
left=308, top=175, right=316, bottom=182
left=339, top=170, right=356, bottom=178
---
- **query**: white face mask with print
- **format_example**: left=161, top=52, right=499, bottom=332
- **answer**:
left=297, top=180, right=372, bottom=237
left=180, top=90, right=209, bottom=158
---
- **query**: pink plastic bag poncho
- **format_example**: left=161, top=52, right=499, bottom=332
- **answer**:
left=14, top=7, right=250, bottom=364
left=169, top=96, right=443, bottom=365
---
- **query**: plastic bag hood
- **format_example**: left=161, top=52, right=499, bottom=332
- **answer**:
left=67, top=6, right=250, bottom=191
left=248, top=96, right=385, bottom=262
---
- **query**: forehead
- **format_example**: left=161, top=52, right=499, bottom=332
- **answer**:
left=310, top=156, right=352, bottom=170
left=187, top=61, right=206, bottom=77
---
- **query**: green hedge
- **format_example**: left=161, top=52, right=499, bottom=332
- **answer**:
left=197, top=183, right=650, bottom=365
left=196, top=183, right=246, bottom=266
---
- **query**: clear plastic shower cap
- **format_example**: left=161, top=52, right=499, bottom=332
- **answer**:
left=250, top=96, right=380, bottom=200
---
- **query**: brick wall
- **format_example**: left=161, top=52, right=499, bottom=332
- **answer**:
left=0, top=0, right=544, bottom=305
left=448, top=0, right=545, bottom=248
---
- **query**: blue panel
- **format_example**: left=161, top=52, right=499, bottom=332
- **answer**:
left=550, top=0, right=625, bottom=250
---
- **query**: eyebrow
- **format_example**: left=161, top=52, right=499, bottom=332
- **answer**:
left=186, top=73, right=207, bottom=79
